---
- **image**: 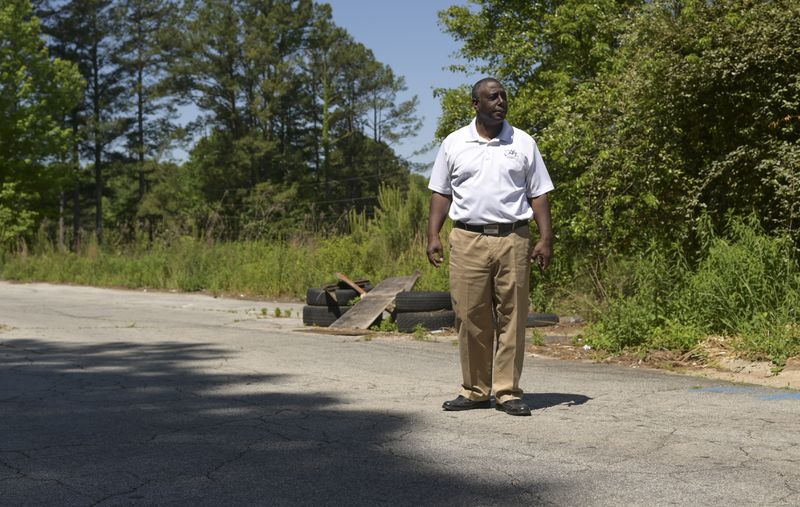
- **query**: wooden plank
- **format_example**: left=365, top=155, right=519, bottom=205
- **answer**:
left=329, top=271, right=420, bottom=329
left=334, top=272, right=367, bottom=295
left=298, top=327, right=374, bottom=337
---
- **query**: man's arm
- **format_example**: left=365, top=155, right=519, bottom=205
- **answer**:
left=529, top=194, right=553, bottom=271
left=427, top=192, right=452, bottom=268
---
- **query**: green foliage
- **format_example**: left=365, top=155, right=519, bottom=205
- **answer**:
left=0, top=0, right=82, bottom=241
left=371, top=319, right=398, bottom=333
left=438, top=0, right=641, bottom=133
left=412, top=323, right=430, bottom=341
left=0, top=0, right=83, bottom=174
left=433, top=85, right=473, bottom=141
left=439, top=0, right=800, bottom=263
left=585, top=218, right=800, bottom=362
left=14, top=0, right=420, bottom=247
left=238, top=182, right=303, bottom=240
left=549, top=0, right=800, bottom=258
left=0, top=183, right=38, bottom=249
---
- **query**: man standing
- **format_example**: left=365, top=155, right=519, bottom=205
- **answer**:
left=427, top=77, right=554, bottom=416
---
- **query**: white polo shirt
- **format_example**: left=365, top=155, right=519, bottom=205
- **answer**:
left=428, top=118, right=554, bottom=225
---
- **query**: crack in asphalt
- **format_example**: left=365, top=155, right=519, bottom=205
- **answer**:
left=0, top=457, right=25, bottom=477
left=89, top=480, right=152, bottom=506
left=1, top=459, right=92, bottom=502
left=205, top=448, right=251, bottom=482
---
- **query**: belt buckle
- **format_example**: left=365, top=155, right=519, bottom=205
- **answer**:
left=483, top=224, right=499, bottom=235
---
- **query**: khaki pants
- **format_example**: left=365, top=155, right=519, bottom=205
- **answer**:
left=448, top=226, right=531, bottom=404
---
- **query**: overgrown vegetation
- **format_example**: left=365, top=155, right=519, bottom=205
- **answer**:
left=585, top=218, right=800, bottom=364
left=0, top=180, right=450, bottom=296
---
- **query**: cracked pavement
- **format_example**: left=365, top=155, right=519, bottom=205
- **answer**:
left=1, top=281, right=799, bottom=506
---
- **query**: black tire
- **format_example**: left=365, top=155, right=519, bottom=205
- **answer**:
left=396, top=310, right=456, bottom=333
left=395, top=291, right=452, bottom=312
left=527, top=312, right=559, bottom=327
left=302, top=305, right=351, bottom=327
left=306, top=284, right=372, bottom=306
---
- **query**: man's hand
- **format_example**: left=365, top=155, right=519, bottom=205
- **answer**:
left=531, top=239, right=552, bottom=272
left=427, top=237, right=445, bottom=268
left=530, top=194, right=553, bottom=272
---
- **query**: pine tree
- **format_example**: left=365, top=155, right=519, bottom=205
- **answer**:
left=37, top=0, right=128, bottom=243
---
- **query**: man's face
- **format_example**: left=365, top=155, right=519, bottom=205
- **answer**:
left=473, top=80, right=507, bottom=125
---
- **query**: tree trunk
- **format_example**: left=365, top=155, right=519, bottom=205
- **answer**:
left=58, top=190, right=65, bottom=251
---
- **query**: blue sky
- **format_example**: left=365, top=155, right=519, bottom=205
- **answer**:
left=325, top=0, right=482, bottom=168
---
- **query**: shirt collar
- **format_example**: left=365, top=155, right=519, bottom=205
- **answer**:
left=467, top=118, right=513, bottom=143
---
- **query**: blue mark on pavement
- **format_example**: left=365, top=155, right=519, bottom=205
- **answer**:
left=759, top=393, right=800, bottom=401
left=693, top=387, right=756, bottom=394
left=692, top=386, right=800, bottom=401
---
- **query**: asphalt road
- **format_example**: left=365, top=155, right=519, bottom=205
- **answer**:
left=1, top=282, right=799, bottom=506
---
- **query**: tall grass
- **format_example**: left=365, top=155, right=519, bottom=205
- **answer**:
left=0, top=180, right=450, bottom=298
left=585, top=217, right=800, bottom=363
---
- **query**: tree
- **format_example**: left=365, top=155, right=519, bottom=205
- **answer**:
left=172, top=0, right=313, bottom=201
left=37, top=0, right=129, bottom=243
left=550, top=0, right=800, bottom=257
left=303, top=3, right=419, bottom=209
left=115, top=0, right=180, bottom=204
left=365, top=67, right=422, bottom=145
left=439, top=0, right=800, bottom=261
left=438, top=0, right=642, bottom=134
left=0, top=0, right=82, bottom=246
left=173, top=0, right=419, bottom=229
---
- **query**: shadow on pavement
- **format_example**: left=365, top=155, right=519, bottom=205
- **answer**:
left=523, top=392, right=592, bottom=411
left=0, top=338, right=558, bottom=505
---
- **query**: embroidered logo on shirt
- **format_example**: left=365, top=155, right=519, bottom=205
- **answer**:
left=504, top=148, right=518, bottom=159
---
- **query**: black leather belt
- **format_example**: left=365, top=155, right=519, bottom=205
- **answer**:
left=453, top=220, right=529, bottom=235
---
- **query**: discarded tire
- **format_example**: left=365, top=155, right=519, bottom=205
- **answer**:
left=527, top=313, right=559, bottom=327
left=396, top=310, right=456, bottom=333
left=302, top=304, right=351, bottom=327
left=395, top=291, right=452, bottom=312
left=306, top=285, right=372, bottom=306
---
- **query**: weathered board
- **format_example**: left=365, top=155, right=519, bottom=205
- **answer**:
left=300, top=327, right=374, bottom=336
left=329, top=272, right=420, bottom=329
left=334, top=272, right=367, bottom=295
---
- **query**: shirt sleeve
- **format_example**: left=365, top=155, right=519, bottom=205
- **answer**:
left=526, top=140, right=554, bottom=198
left=428, top=142, right=452, bottom=195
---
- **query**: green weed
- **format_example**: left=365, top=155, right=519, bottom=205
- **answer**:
left=412, top=323, right=430, bottom=341
left=371, top=318, right=398, bottom=333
